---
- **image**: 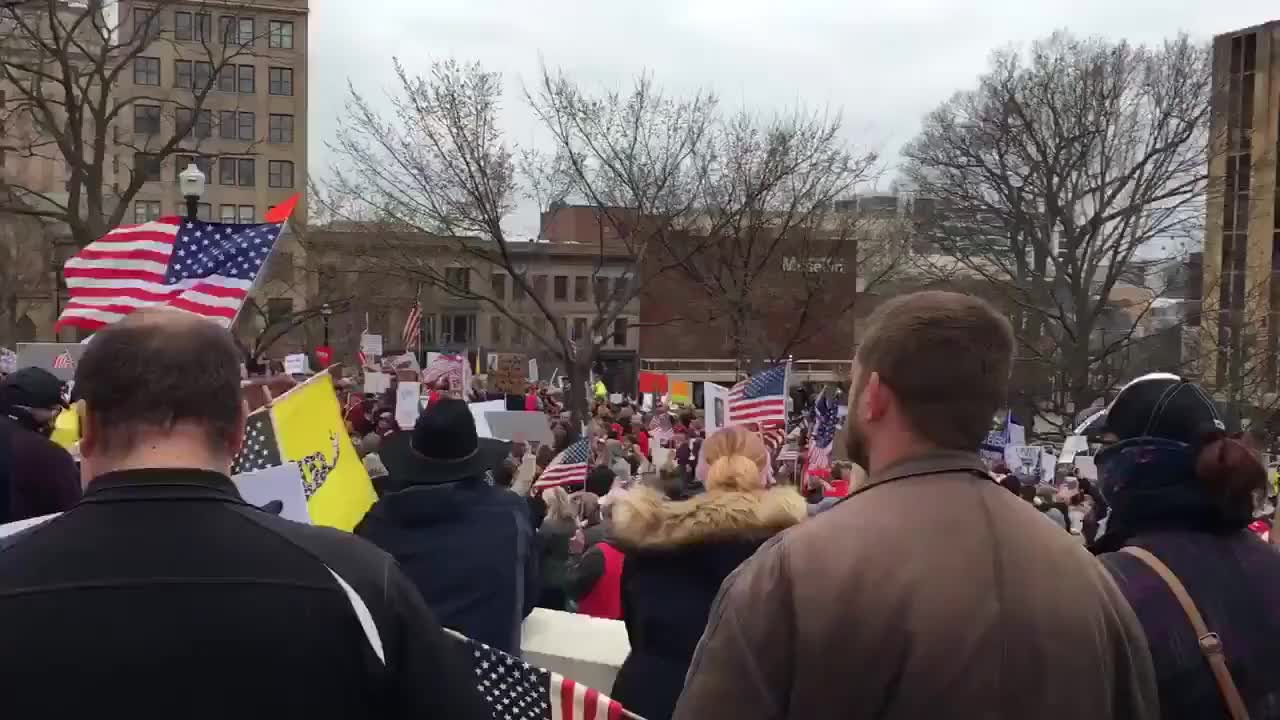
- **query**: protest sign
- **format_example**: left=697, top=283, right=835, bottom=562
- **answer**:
left=703, top=382, right=730, bottom=435
left=0, top=347, right=16, bottom=375
left=641, top=393, right=654, bottom=412
left=232, top=462, right=311, bottom=524
left=489, top=353, right=528, bottom=394
left=1004, top=444, right=1042, bottom=474
left=485, top=410, right=555, bottom=446
left=283, top=353, right=309, bottom=375
left=669, top=380, right=692, bottom=406
left=17, top=342, right=86, bottom=382
left=364, top=371, right=391, bottom=395
left=609, top=393, right=623, bottom=405
left=651, top=446, right=673, bottom=469
left=469, top=399, right=505, bottom=438
left=384, top=352, right=420, bottom=373
left=638, top=371, right=668, bottom=394
left=395, top=381, right=421, bottom=430
left=360, top=333, right=383, bottom=358
left=1074, top=456, right=1097, bottom=480
left=1058, top=435, right=1089, bottom=464
left=528, top=357, right=539, bottom=382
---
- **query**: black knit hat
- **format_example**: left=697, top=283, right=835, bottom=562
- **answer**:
left=1101, top=373, right=1227, bottom=444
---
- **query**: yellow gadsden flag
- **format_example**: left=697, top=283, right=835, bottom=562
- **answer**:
left=263, top=373, right=375, bottom=531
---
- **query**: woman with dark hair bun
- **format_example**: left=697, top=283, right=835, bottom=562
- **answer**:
left=1091, top=374, right=1280, bottom=720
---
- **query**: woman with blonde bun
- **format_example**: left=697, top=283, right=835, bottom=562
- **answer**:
left=609, top=426, right=806, bottom=720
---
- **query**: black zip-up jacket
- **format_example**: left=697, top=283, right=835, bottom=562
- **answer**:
left=0, top=468, right=487, bottom=719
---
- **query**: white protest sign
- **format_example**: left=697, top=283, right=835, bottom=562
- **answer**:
left=609, top=393, right=623, bottom=405
left=360, top=333, right=383, bottom=358
left=1004, top=444, right=1042, bottom=473
left=641, top=393, right=654, bottom=412
left=528, top=358, right=539, bottom=382
left=1007, top=421, right=1026, bottom=447
left=651, top=446, right=673, bottom=468
left=469, top=399, right=505, bottom=438
left=283, top=353, right=309, bottom=375
left=703, top=382, right=730, bottom=436
left=1058, top=435, right=1089, bottom=464
left=0, top=347, right=16, bottom=375
left=232, top=462, right=311, bottom=524
left=395, top=381, right=421, bottom=430
left=364, top=371, right=391, bottom=395
left=1074, top=456, right=1097, bottom=481
left=485, top=411, right=555, bottom=446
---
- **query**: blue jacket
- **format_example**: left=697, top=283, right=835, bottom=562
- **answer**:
left=356, top=476, right=538, bottom=653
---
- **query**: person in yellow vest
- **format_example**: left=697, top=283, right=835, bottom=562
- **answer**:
left=593, top=378, right=607, bottom=401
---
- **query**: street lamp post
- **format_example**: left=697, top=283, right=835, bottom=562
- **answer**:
left=321, top=303, right=333, bottom=346
left=177, top=162, right=206, bottom=220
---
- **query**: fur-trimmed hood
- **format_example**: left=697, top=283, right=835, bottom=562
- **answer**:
left=610, top=486, right=807, bottom=550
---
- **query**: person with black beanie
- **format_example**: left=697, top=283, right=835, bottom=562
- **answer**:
left=1091, top=373, right=1280, bottom=720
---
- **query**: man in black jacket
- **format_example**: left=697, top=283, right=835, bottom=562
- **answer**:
left=0, top=367, right=80, bottom=522
left=0, top=309, right=486, bottom=719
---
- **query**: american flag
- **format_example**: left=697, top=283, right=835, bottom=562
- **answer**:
left=728, top=363, right=788, bottom=426
left=534, top=438, right=591, bottom=491
left=758, top=421, right=786, bottom=454
left=54, top=197, right=297, bottom=333
left=402, top=302, right=422, bottom=351
left=458, top=634, right=630, bottom=720
left=51, top=351, right=76, bottom=370
left=357, top=350, right=368, bottom=368
left=805, top=392, right=839, bottom=472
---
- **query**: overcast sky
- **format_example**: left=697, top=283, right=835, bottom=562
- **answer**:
left=308, top=0, right=1279, bottom=237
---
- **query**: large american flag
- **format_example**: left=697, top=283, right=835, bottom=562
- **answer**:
left=805, top=392, right=839, bottom=473
left=54, top=197, right=296, bottom=333
left=402, top=301, right=423, bottom=351
left=534, top=438, right=591, bottom=491
left=728, top=363, right=788, bottom=426
left=458, top=633, right=631, bottom=720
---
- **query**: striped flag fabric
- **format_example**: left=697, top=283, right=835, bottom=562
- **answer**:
left=51, top=351, right=76, bottom=370
left=534, top=438, right=591, bottom=491
left=728, top=363, right=788, bottom=426
left=758, top=421, right=786, bottom=454
left=54, top=195, right=298, bottom=333
left=805, top=392, right=839, bottom=473
left=402, top=301, right=422, bottom=352
left=458, top=633, right=632, bottom=720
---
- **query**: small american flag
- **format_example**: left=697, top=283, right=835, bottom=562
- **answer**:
left=357, top=350, right=368, bottom=368
left=459, top=634, right=630, bottom=720
left=402, top=301, right=423, bottom=351
left=51, top=351, right=76, bottom=370
left=534, top=438, right=591, bottom=491
left=758, top=421, right=786, bottom=453
left=805, top=392, right=839, bottom=473
left=54, top=196, right=297, bottom=333
left=728, top=363, right=788, bottom=426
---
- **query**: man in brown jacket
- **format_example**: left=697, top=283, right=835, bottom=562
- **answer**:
left=674, top=291, right=1158, bottom=720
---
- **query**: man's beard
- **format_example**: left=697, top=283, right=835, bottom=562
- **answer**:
left=843, top=416, right=870, bottom=471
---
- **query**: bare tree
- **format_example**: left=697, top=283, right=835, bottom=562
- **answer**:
left=902, top=31, right=1211, bottom=435
left=324, top=60, right=717, bottom=422
left=0, top=0, right=280, bottom=247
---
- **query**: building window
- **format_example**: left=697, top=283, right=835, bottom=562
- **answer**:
left=197, top=203, right=212, bottom=221
left=174, top=11, right=191, bottom=40
left=572, top=317, right=587, bottom=342
left=238, top=17, right=254, bottom=46
left=134, top=57, right=160, bottom=85
left=423, top=314, right=438, bottom=345
left=219, top=16, right=235, bottom=45
left=573, top=276, right=587, bottom=302
left=268, top=160, right=294, bottom=188
left=614, top=275, right=631, bottom=300
left=491, top=316, right=503, bottom=345
left=218, top=110, right=236, bottom=139
left=441, top=314, right=476, bottom=345
left=219, top=204, right=237, bottom=222
left=174, top=60, right=191, bottom=88
left=174, top=155, right=211, bottom=179
left=176, top=12, right=210, bottom=41
left=238, top=111, right=255, bottom=140
left=594, top=276, right=611, bottom=302
left=176, top=108, right=211, bottom=139
left=553, top=275, right=568, bottom=301
left=612, top=317, right=628, bottom=346
left=490, top=272, right=506, bottom=300
left=445, top=267, right=470, bottom=291
left=194, top=61, right=212, bottom=90
left=532, top=275, right=547, bottom=299
left=133, top=200, right=161, bottom=223
left=217, top=65, right=236, bottom=92
left=238, top=65, right=255, bottom=94
left=238, top=205, right=255, bottom=223
left=512, top=321, right=524, bottom=345
left=269, top=20, right=294, bottom=49
left=134, top=154, right=162, bottom=181
left=133, top=104, right=161, bottom=135
left=269, top=67, right=293, bottom=96
left=512, top=276, right=525, bottom=300
left=133, top=7, right=160, bottom=43
left=268, top=251, right=294, bottom=282
left=218, top=157, right=255, bottom=186
left=268, top=114, right=294, bottom=143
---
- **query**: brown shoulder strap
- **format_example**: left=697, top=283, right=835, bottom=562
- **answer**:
left=1120, top=546, right=1252, bottom=720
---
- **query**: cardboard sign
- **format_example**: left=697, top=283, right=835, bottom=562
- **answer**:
left=469, top=399, right=505, bottom=438
left=17, top=342, right=86, bottom=382
left=232, top=462, right=311, bottom=524
left=0, top=347, right=16, bottom=375
left=284, top=353, right=309, bottom=375
left=489, top=353, right=528, bottom=395
left=669, top=380, right=692, bottom=406
left=395, top=381, right=421, bottom=430
left=485, top=410, right=554, bottom=446
left=360, top=333, right=383, bottom=357
left=384, top=352, right=420, bottom=373
left=703, top=382, right=730, bottom=435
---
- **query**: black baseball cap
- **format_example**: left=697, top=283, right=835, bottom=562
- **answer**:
left=0, top=368, right=68, bottom=410
left=1097, top=373, right=1227, bottom=444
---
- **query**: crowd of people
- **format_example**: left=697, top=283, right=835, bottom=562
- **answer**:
left=0, top=290, right=1278, bottom=719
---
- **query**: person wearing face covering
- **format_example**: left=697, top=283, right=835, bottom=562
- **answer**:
left=673, top=291, right=1157, bottom=720
left=0, top=368, right=80, bottom=523
left=1091, top=374, right=1280, bottom=720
